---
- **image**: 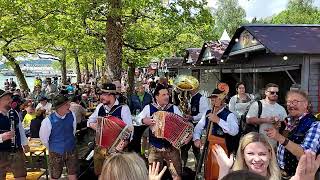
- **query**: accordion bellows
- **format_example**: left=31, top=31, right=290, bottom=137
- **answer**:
left=151, top=111, right=194, bottom=149
left=96, top=116, right=132, bottom=153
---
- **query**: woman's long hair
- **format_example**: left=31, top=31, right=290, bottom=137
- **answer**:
left=100, top=153, right=148, bottom=180
left=232, top=132, right=280, bottom=180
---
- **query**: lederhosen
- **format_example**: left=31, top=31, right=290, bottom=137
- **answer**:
left=282, top=113, right=320, bottom=178
left=148, top=103, right=183, bottom=177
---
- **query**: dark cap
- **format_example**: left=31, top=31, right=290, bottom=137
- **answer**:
left=52, top=95, right=70, bottom=109
left=99, top=83, right=117, bottom=94
left=208, top=88, right=224, bottom=98
left=39, top=96, right=48, bottom=101
left=0, top=89, right=13, bottom=99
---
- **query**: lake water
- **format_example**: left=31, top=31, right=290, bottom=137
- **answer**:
left=0, top=75, right=76, bottom=91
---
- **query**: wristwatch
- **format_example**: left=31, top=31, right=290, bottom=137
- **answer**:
left=281, top=138, right=289, bottom=146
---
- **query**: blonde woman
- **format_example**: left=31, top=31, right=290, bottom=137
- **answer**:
left=212, top=132, right=280, bottom=180
left=100, top=153, right=167, bottom=180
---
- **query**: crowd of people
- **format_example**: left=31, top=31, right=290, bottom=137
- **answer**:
left=0, top=73, right=319, bottom=180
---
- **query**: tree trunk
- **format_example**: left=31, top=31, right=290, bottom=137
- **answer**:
left=60, top=48, right=67, bottom=85
left=105, top=0, right=123, bottom=81
left=2, top=49, right=29, bottom=91
left=127, top=61, right=135, bottom=97
left=73, top=49, right=81, bottom=83
left=84, top=58, right=90, bottom=83
left=92, top=58, right=96, bottom=78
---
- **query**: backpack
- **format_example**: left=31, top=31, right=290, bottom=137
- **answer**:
left=240, top=100, right=262, bottom=135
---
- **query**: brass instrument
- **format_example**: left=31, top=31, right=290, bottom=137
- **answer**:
left=173, top=75, right=199, bottom=115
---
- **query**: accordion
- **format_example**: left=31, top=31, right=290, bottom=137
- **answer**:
left=151, top=111, right=194, bottom=149
left=96, top=116, right=132, bottom=153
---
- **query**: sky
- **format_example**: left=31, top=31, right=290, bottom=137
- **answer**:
left=207, top=0, right=320, bottom=21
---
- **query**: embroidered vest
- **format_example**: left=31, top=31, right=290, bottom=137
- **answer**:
left=190, top=93, right=202, bottom=116
left=98, top=104, right=123, bottom=120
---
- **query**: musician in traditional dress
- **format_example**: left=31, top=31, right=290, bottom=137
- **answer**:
left=87, top=83, right=132, bottom=176
left=182, top=87, right=209, bottom=168
left=193, top=87, right=239, bottom=180
left=39, top=94, right=78, bottom=180
left=137, top=84, right=185, bottom=180
left=0, top=89, right=29, bottom=180
left=193, top=87, right=239, bottom=151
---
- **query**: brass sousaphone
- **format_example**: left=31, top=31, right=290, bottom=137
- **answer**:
left=173, top=75, right=199, bottom=114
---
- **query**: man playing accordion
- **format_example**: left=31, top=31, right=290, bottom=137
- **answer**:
left=87, top=83, right=132, bottom=176
left=137, top=84, right=190, bottom=180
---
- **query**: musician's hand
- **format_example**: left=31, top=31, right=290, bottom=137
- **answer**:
left=184, top=115, right=193, bottom=122
left=143, top=117, right=155, bottom=126
left=149, top=162, right=167, bottom=180
left=207, top=113, right=220, bottom=124
left=290, top=150, right=320, bottom=180
left=183, top=134, right=192, bottom=145
left=23, top=145, right=30, bottom=153
left=212, top=144, right=234, bottom=170
left=265, top=127, right=284, bottom=143
left=194, top=139, right=201, bottom=148
left=1, top=131, right=14, bottom=142
left=89, top=123, right=97, bottom=130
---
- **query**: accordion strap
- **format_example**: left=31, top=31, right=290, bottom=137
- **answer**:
left=152, top=103, right=173, bottom=111
left=108, top=104, right=123, bottom=115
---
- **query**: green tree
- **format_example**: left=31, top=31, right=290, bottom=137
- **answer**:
left=271, top=0, right=320, bottom=24
left=0, top=0, right=61, bottom=90
left=214, top=0, right=246, bottom=36
left=81, top=0, right=215, bottom=81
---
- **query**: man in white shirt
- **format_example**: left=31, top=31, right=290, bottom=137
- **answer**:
left=39, top=95, right=77, bottom=180
left=182, top=87, right=210, bottom=168
left=246, top=83, right=287, bottom=147
left=35, top=96, right=52, bottom=115
left=0, top=89, right=29, bottom=180
left=87, top=83, right=132, bottom=176
left=193, top=88, right=239, bottom=153
left=137, top=84, right=188, bottom=180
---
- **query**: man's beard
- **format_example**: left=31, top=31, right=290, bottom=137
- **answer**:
left=267, top=96, right=277, bottom=102
left=5, top=104, right=11, bottom=110
left=103, top=100, right=111, bottom=106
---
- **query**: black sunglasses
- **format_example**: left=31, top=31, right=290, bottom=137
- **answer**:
left=268, top=91, right=278, bottom=95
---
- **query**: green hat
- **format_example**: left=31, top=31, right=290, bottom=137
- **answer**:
left=52, top=95, right=69, bottom=109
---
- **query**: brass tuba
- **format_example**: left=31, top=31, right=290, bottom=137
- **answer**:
left=173, top=75, right=199, bottom=115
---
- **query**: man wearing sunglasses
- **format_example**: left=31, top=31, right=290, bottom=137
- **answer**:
left=246, top=83, right=287, bottom=147
left=87, top=83, right=132, bottom=176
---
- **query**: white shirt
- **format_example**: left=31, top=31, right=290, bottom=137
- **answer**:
left=246, top=99, right=287, bottom=147
left=0, top=110, right=28, bottom=146
left=191, top=93, right=210, bottom=123
left=87, top=99, right=132, bottom=127
left=39, top=111, right=77, bottom=149
left=193, top=107, right=239, bottom=141
left=136, top=104, right=183, bottom=125
left=36, top=102, right=52, bottom=114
